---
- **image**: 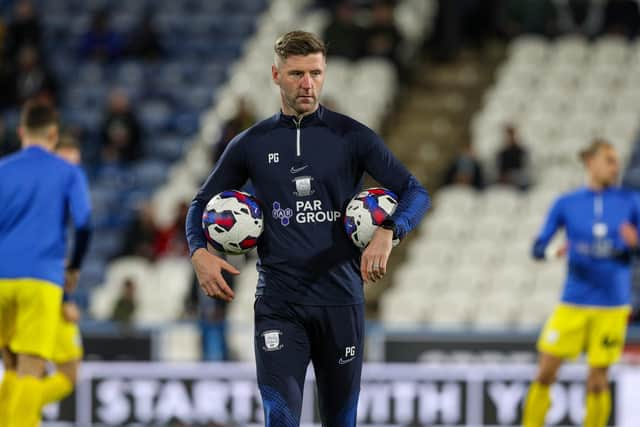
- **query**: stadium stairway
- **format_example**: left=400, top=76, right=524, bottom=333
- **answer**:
left=364, top=44, right=506, bottom=313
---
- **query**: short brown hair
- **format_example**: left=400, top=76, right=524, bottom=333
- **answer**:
left=274, top=30, right=327, bottom=62
left=579, top=138, right=613, bottom=163
left=55, top=133, right=80, bottom=152
left=20, top=100, right=58, bottom=133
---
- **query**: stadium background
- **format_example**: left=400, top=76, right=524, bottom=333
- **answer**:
left=2, top=0, right=640, bottom=425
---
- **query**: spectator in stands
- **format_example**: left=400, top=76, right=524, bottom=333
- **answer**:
left=498, top=0, right=557, bottom=38
left=554, top=0, right=605, bottom=37
left=12, top=44, right=58, bottom=106
left=3, top=0, right=42, bottom=65
left=153, top=202, right=190, bottom=258
left=100, top=89, right=143, bottom=164
left=0, top=117, right=20, bottom=157
left=496, top=124, right=530, bottom=190
left=602, top=0, right=640, bottom=38
left=110, top=278, right=137, bottom=325
left=118, top=201, right=157, bottom=260
left=79, top=10, right=124, bottom=63
left=362, top=1, right=403, bottom=69
left=196, top=265, right=235, bottom=361
left=126, top=14, right=165, bottom=61
left=442, top=143, right=485, bottom=190
left=212, top=98, right=256, bottom=164
left=323, top=1, right=364, bottom=61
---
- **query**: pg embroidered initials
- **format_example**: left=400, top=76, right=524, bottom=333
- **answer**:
left=268, top=153, right=280, bottom=163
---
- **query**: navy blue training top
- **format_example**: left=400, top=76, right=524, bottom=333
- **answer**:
left=186, top=105, right=430, bottom=305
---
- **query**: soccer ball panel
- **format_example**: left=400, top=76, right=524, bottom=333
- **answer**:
left=202, top=190, right=264, bottom=255
left=343, top=187, right=398, bottom=249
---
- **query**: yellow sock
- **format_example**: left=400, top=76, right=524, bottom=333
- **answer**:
left=585, top=390, right=611, bottom=427
left=522, top=381, right=551, bottom=427
left=599, top=390, right=611, bottom=427
left=8, top=375, right=44, bottom=427
left=0, top=370, right=18, bottom=418
left=41, top=372, right=73, bottom=406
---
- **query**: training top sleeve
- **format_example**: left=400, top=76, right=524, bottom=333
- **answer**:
left=629, top=191, right=640, bottom=229
left=354, top=127, right=431, bottom=239
left=67, top=166, right=92, bottom=269
left=186, top=135, right=249, bottom=256
left=532, top=197, right=565, bottom=260
left=68, top=166, right=92, bottom=228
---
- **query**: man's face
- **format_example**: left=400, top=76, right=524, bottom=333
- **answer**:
left=56, top=147, right=81, bottom=165
left=589, top=146, right=619, bottom=187
left=272, top=53, right=326, bottom=117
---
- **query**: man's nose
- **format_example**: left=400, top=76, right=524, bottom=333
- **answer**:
left=300, top=73, right=313, bottom=89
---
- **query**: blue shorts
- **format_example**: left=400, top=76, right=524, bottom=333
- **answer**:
left=254, top=296, right=364, bottom=427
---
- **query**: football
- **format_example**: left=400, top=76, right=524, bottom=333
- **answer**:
left=344, top=187, right=398, bottom=248
left=202, top=190, right=264, bottom=255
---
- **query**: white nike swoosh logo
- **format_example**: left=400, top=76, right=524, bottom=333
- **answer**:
left=290, top=165, right=308, bottom=174
left=338, top=356, right=356, bottom=365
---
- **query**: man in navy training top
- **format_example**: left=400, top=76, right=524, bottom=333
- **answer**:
left=186, top=30, right=430, bottom=427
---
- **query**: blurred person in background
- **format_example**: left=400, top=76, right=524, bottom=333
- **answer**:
left=498, top=0, right=557, bottom=38
left=126, top=14, right=165, bottom=61
left=110, top=277, right=137, bottom=326
left=11, top=44, right=58, bottom=106
left=153, top=201, right=190, bottom=258
left=0, top=116, right=20, bottom=157
left=442, top=142, right=485, bottom=191
left=79, top=9, right=124, bottom=63
left=39, top=134, right=87, bottom=413
left=496, top=123, right=530, bottom=190
left=323, top=1, right=364, bottom=61
left=118, top=200, right=158, bottom=260
left=196, top=270, right=234, bottom=361
left=0, top=101, right=91, bottom=427
left=361, top=0, right=402, bottom=69
left=212, top=98, right=256, bottom=165
left=522, top=140, right=640, bottom=427
left=554, top=0, right=606, bottom=37
left=100, top=88, right=143, bottom=164
left=602, top=0, right=640, bottom=38
left=3, top=0, right=42, bottom=65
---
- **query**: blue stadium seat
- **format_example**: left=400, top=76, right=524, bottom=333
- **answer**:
left=197, top=63, right=228, bottom=87
left=89, top=230, right=124, bottom=259
left=79, top=257, right=108, bottom=287
left=145, top=133, right=187, bottom=162
left=134, top=159, right=170, bottom=188
left=180, top=86, right=214, bottom=111
left=63, top=108, right=103, bottom=131
left=66, top=84, right=108, bottom=110
left=115, top=62, right=145, bottom=86
left=170, top=111, right=200, bottom=135
left=139, top=99, right=172, bottom=134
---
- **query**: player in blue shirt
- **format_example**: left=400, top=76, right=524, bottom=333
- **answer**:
left=186, top=31, right=430, bottom=426
left=0, top=102, right=92, bottom=427
left=522, top=140, right=639, bottom=427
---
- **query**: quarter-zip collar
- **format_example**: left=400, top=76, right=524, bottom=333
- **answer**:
left=276, top=104, right=326, bottom=128
left=276, top=105, right=328, bottom=157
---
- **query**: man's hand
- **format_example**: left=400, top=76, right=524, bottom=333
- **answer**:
left=64, top=268, right=80, bottom=293
left=620, top=222, right=639, bottom=248
left=360, top=228, right=394, bottom=283
left=62, top=301, right=81, bottom=323
left=191, top=248, right=240, bottom=301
